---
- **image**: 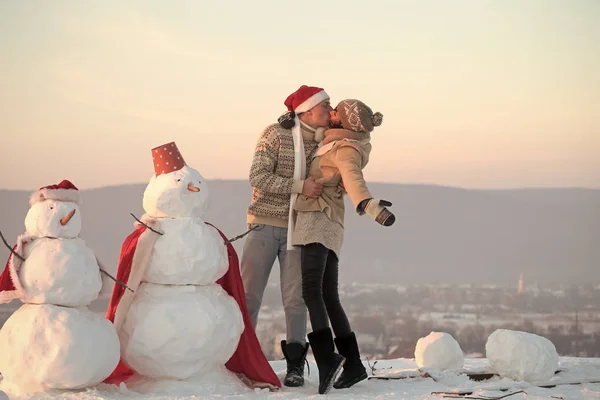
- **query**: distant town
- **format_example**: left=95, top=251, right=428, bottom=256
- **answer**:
left=254, top=278, right=600, bottom=361
left=2, top=279, right=599, bottom=361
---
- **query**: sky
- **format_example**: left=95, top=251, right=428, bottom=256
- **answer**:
left=1, top=0, right=599, bottom=190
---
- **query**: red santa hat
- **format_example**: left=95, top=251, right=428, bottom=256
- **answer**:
left=284, top=85, right=330, bottom=113
left=151, top=142, right=186, bottom=176
left=29, top=179, right=81, bottom=206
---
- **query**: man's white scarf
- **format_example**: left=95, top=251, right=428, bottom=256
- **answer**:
left=287, top=117, right=307, bottom=250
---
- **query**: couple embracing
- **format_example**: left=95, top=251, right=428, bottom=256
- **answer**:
left=241, top=85, right=394, bottom=394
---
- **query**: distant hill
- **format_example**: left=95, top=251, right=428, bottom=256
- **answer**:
left=1, top=181, right=598, bottom=287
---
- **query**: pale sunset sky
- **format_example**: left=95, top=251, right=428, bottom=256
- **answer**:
left=1, top=0, right=598, bottom=190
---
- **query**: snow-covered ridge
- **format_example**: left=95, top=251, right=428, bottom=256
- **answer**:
left=1, top=356, right=598, bottom=399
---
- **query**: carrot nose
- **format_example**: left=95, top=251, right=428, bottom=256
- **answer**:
left=60, top=209, right=76, bottom=226
left=187, top=183, right=200, bottom=192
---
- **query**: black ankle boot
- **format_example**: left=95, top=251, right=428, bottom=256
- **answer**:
left=307, top=328, right=346, bottom=394
left=281, top=340, right=309, bottom=387
left=333, top=332, right=367, bottom=389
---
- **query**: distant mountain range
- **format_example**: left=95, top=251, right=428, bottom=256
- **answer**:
left=1, top=181, right=598, bottom=287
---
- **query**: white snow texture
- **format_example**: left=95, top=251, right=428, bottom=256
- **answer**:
left=143, top=218, right=228, bottom=285
left=143, top=166, right=209, bottom=219
left=119, top=283, right=244, bottom=380
left=486, top=328, right=559, bottom=382
left=124, top=365, right=249, bottom=396
left=414, top=331, right=464, bottom=370
left=19, top=237, right=102, bottom=306
left=0, top=304, right=120, bottom=393
left=25, top=200, right=82, bottom=238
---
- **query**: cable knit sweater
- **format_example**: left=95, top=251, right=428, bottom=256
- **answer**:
left=247, top=123, right=320, bottom=227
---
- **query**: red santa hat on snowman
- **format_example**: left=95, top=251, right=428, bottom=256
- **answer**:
left=29, top=179, right=81, bottom=206
left=280, top=85, right=330, bottom=250
left=1, top=180, right=80, bottom=303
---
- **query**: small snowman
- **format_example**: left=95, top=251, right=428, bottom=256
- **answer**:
left=105, top=142, right=279, bottom=392
left=0, top=180, right=120, bottom=394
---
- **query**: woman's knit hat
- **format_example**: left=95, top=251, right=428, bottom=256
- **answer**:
left=336, top=99, right=383, bottom=133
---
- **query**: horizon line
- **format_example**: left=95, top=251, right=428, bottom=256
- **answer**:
left=1, top=180, right=599, bottom=193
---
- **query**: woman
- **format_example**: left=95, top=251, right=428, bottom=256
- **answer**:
left=292, top=99, right=395, bottom=394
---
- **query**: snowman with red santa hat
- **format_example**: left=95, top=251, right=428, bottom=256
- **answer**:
left=0, top=180, right=120, bottom=395
left=105, top=142, right=280, bottom=395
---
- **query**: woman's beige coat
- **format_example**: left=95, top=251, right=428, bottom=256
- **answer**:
left=292, top=128, right=373, bottom=257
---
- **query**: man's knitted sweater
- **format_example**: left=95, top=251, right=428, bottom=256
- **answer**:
left=247, top=123, right=319, bottom=228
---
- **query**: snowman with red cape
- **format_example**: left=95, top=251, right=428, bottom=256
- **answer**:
left=105, top=142, right=280, bottom=394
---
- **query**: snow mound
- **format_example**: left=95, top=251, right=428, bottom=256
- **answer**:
left=19, top=238, right=102, bottom=306
left=124, top=366, right=249, bottom=396
left=486, top=328, right=559, bottom=382
left=143, top=219, right=228, bottom=285
left=415, top=331, right=464, bottom=370
left=120, top=283, right=244, bottom=380
left=0, top=304, right=120, bottom=394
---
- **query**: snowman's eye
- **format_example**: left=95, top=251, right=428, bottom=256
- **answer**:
left=177, top=179, right=181, bottom=182
left=49, top=206, right=54, bottom=210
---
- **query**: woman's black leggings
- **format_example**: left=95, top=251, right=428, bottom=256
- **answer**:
left=300, top=242, right=352, bottom=338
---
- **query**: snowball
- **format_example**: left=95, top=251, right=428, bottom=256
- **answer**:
left=19, top=238, right=102, bottom=306
left=0, top=304, right=120, bottom=393
left=415, top=332, right=464, bottom=370
left=143, top=219, right=228, bottom=285
left=120, top=283, right=244, bottom=380
left=143, top=166, right=209, bottom=218
left=25, top=200, right=82, bottom=238
left=0, top=390, right=7, bottom=400
left=486, top=329, right=558, bottom=382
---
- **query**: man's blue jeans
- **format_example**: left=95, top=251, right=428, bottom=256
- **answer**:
left=240, top=224, right=307, bottom=345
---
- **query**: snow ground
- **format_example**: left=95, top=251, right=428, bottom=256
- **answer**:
left=2, top=357, right=599, bottom=400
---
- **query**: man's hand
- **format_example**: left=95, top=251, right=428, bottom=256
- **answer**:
left=302, top=177, right=324, bottom=198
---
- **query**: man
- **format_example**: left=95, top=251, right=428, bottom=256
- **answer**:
left=241, top=85, right=332, bottom=387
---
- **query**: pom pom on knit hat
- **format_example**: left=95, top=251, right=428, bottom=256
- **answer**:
left=372, top=112, right=383, bottom=127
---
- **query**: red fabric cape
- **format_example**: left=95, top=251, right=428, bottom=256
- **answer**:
left=0, top=244, right=23, bottom=303
left=104, top=223, right=280, bottom=388
left=0, top=247, right=18, bottom=293
left=0, top=248, right=17, bottom=292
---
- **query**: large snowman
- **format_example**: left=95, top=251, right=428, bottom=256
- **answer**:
left=105, top=142, right=280, bottom=392
left=0, top=180, right=120, bottom=394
